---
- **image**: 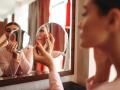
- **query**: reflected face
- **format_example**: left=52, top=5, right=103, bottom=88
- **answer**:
left=37, top=26, right=49, bottom=45
left=5, top=24, right=19, bottom=39
left=79, top=0, right=109, bottom=48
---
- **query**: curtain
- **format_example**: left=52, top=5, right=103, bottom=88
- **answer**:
left=28, top=0, right=50, bottom=44
left=39, top=0, right=50, bottom=26
left=64, top=0, right=71, bottom=71
left=50, top=23, right=65, bottom=52
left=28, top=0, right=39, bottom=45
left=0, top=22, right=5, bottom=36
left=65, top=0, right=71, bottom=28
left=0, top=20, right=8, bottom=47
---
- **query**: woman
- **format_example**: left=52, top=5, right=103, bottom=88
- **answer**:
left=0, top=22, right=33, bottom=76
left=34, top=33, right=64, bottom=90
left=79, top=0, right=120, bottom=90
left=35, top=25, right=64, bottom=73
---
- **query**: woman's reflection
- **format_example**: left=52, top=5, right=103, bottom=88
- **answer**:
left=35, top=24, right=63, bottom=73
left=0, top=22, right=33, bottom=77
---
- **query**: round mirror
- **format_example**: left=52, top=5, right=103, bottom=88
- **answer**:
left=9, top=30, right=30, bottom=51
left=36, top=22, right=68, bottom=57
left=35, top=22, right=68, bottom=72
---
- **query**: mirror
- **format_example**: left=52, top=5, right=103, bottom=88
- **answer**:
left=35, top=22, right=68, bottom=73
left=0, top=0, right=75, bottom=86
left=36, top=23, right=68, bottom=54
left=9, top=30, right=30, bottom=51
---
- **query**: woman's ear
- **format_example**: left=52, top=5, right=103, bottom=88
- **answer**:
left=107, top=9, right=120, bottom=32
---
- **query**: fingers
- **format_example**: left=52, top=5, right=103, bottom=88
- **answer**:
left=46, top=37, right=51, bottom=47
left=35, top=33, right=55, bottom=55
left=46, top=33, right=55, bottom=47
left=12, top=42, right=18, bottom=52
left=43, top=41, right=48, bottom=49
left=35, top=41, right=48, bottom=56
left=33, top=48, right=45, bottom=63
left=49, top=33, right=55, bottom=44
left=7, top=41, right=18, bottom=52
left=34, top=39, right=54, bottom=69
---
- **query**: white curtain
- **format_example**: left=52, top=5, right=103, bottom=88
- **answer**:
left=28, top=0, right=39, bottom=45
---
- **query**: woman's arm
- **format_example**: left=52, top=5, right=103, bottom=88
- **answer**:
left=0, top=47, right=20, bottom=76
left=4, top=54, right=20, bottom=76
left=34, top=39, right=64, bottom=90
left=49, top=64, right=64, bottom=90
left=19, top=46, right=33, bottom=74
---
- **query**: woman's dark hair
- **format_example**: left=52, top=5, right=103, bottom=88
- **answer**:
left=5, top=22, right=21, bottom=30
left=93, top=0, right=120, bottom=15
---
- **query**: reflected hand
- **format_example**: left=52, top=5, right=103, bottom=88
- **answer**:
left=6, top=41, right=18, bottom=52
left=6, top=41, right=18, bottom=59
left=34, top=40, right=55, bottom=72
left=46, top=33, right=55, bottom=55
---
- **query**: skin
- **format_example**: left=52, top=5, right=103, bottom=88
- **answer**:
left=79, top=0, right=120, bottom=89
left=87, top=48, right=112, bottom=89
left=36, top=26, right=55, bottom=55
left=34, top=33, right=55, bottom=72
left=5, top=24, right=20, bottom=58
left=5, top=24, right=19, bottom=39
left=37, top=26, right=49, bottom=46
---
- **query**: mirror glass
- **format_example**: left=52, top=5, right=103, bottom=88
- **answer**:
left=36, top=23, right=68, bottom=54
left=35, top=22, right=69, bottom=73
left=9, top=30, right=30, bottom=51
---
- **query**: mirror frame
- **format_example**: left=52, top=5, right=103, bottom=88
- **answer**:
left=0, top=0, right=76, bottom=87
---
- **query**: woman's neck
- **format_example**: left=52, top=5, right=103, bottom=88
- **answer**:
left=101, top=34, right=120, bottom=78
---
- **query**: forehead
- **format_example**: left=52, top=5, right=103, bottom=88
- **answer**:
left=6, top=24, right=19, bottom=29
left=41, top=26, right=48, bottom=32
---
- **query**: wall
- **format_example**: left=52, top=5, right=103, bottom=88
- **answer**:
left=0, top=0, right=89, bottom=89
left=74, top=0, right=89, bottom=86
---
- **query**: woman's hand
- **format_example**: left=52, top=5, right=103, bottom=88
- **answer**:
left=6, top=41, right=18, bottom=59
left=34, top=40, right=55, bottom=72
left=6, top=41, right=18, bottom=52
left=46, top=33, right=55, bottom=55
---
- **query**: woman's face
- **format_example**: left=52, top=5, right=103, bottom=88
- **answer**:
left=37, top=26, right=49, bottom=45
left=5, top=24, right=19, bottom=39
left=79, top=0, right=110, bottom=48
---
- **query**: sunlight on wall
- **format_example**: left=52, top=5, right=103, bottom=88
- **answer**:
left=49, top=0, right=66, bottom=28
left=89, top=48, right=117, bottom=82
left=14, top=4, right=28, bottom=32
left=7, top=4, right=28, bottom=32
